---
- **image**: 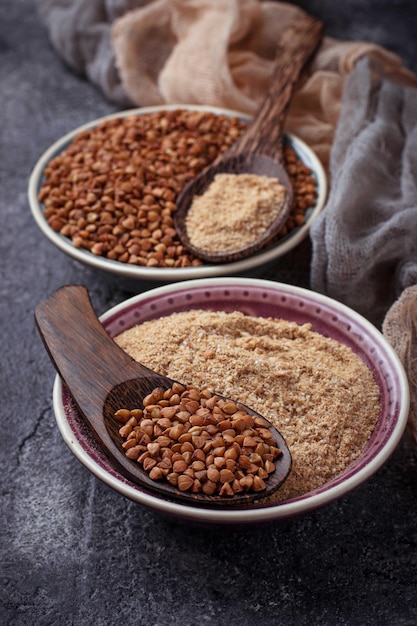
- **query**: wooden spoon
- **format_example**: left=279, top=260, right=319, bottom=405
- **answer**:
left=35, top=284, right=291, bottom=507
left=174, top=15, right=323, bottom=264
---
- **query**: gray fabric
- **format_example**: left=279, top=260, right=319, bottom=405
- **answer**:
left=36, top=0, right=141, bottom=104
left=310, top=56, right=417, bottom=327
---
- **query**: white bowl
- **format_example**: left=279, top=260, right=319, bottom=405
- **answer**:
left=28, top=105, right=327, bottom=285
left=52, top=277, right=409, bottom=525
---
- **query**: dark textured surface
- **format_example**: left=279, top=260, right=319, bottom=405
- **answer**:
left=1, top=2, right=417, bottom=625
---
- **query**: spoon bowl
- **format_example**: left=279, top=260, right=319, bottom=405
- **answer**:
left=174, top=15, right=323, bottom=263
left=35, top=284, right=291, bottom=506
left=175, top=153, right=293, bottom=263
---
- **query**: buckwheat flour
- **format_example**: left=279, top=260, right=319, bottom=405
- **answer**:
left=185, top=173, right=287, bottom=254
left=115, top=310, right=381, bottom=503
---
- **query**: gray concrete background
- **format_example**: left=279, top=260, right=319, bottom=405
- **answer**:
left=1, top=1, right=417, bottom=624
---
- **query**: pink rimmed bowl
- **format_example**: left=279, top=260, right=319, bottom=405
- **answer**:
left=52, top=277, right=409, bottom=525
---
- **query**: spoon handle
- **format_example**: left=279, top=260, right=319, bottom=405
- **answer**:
left=229, top=15, right=323, bottom=162
left=35, top=284, right=153, bottom=419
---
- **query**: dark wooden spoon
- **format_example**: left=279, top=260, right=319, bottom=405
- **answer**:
left=174, top=15, right=323, bottom=264
left=35, top=284, right=291, bottom=507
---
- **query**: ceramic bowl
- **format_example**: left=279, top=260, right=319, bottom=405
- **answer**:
left=52, top=277, right=409, bottom=525
left=28, top=105, right=327, bottom=286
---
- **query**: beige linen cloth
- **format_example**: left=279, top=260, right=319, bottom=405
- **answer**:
left=383, top=286, right=417, bottom=443
left=110, top=0, right=417, bottom=172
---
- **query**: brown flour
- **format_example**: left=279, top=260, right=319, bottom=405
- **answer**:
left=115, top=309, right=381, bottom=502
left=185, top=173, right=287, bottom=254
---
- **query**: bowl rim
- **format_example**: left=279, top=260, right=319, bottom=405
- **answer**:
left=52, top=277, right=410, bottom=524
left=28, top=104, right=328, bottom=283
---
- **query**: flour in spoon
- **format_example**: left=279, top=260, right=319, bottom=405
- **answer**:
left=185, top=173, right=287, bottom=254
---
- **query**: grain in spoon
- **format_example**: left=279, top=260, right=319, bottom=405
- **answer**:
left=35, top=285, right=292, bottom=506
